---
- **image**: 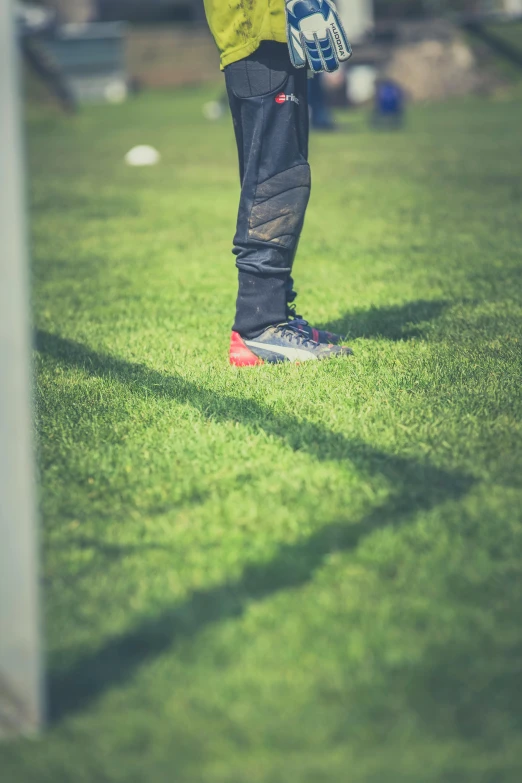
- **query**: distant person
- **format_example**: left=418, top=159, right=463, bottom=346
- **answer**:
left=308, top=73, right=335, bottom=131
left=203, top=0, right=354, bottom=365
left=372, top=78, right=404, bottom=129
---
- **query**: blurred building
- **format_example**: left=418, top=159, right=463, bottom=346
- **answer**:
left=503, top=0, right=522, bottom=13
left=337, top=0, right=374, bottom=43
left=41, top=1, right=202, bottom=23
left=97, top=1, right=201, bottom=23
left=38, top=0, right=522, bottom=25
left=43, top=0, right=97, bottom=23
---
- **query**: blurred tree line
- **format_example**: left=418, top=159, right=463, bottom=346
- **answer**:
left=29, top=0, right=507, bottom=24
left=30, top=1, right=200, bottom=24
left=375, top=1, right=499, bottom=18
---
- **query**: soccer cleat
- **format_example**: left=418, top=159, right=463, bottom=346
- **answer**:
left=286, top=303, right=345, bottom=345
left=229, top=324, right=353, bottom=366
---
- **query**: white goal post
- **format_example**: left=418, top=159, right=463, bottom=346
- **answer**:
left=0, top=0, right=43, bottom=738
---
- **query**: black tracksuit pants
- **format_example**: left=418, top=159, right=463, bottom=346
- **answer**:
left=224, top=42, right=310, bottom=338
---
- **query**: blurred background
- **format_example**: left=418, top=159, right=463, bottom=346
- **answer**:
left=19, top=0, right=522, bottom=114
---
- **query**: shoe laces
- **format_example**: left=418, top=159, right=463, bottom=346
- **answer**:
left=275, top=323, right=318, bottom=346
left=286, top=302, right=308, bottom=325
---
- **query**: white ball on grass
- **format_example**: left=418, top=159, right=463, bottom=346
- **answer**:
left=125, top=145, right=161, bottom=166
left=202, top=100, right=224, bottom=121
left=105, top=80, right=128, bottom=104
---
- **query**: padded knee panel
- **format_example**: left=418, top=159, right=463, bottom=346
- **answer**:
left=225, top=42, right=290, bottom=99
left=249, top=163, right=311, bottom=249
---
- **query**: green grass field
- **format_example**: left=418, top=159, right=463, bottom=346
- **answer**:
left=2, top=86, right=522, bottom=782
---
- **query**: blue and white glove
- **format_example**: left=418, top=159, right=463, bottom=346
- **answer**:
left=286, top=0, right=352, bottom=73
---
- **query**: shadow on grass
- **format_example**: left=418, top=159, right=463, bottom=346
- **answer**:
left=43, top=535, right=192, bottom=594
left=318, top=299, right=449, bottom=342
left=35, top=328, right=474, bottom=722
left=44, top=536, right=173, bottom=577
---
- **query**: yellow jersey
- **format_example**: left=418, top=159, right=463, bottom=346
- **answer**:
left=203, top=0, right=287, bottom=69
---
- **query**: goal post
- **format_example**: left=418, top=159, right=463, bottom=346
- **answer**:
left=0, top=0, right=44, bottom=738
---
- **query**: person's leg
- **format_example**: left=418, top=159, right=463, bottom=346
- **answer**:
left=308, top=73, right=334, bottom=131
left=225, top=42, right=310, bottom=339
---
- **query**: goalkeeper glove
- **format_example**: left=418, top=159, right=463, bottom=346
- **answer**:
left=285, top=0, right=352, bottom=73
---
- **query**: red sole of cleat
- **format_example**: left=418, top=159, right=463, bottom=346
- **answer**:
left=229, top=331, right=264, bottom=367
